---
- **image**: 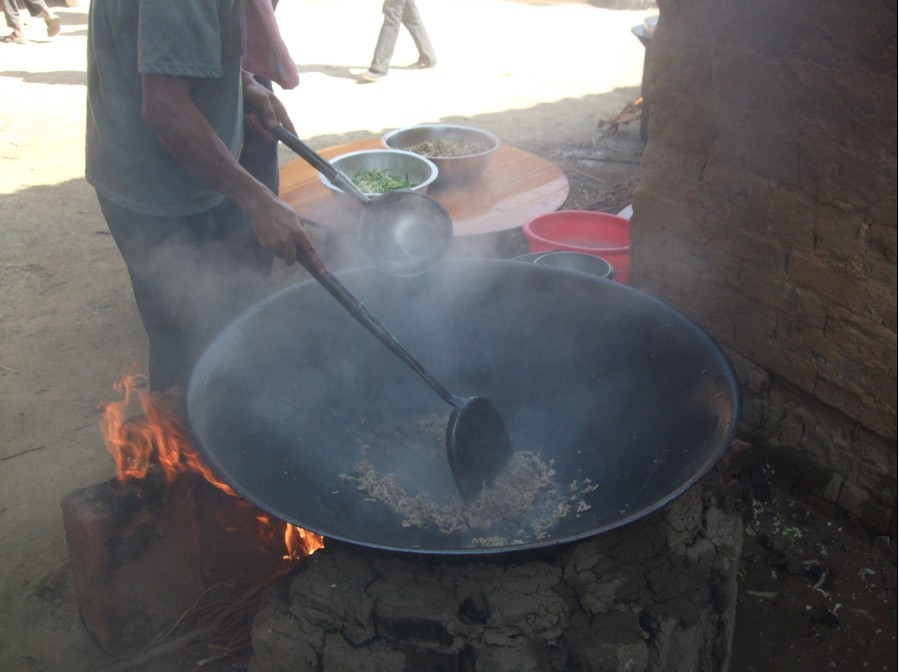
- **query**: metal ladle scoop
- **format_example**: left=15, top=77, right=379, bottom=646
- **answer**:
left=272, top=125, right=453, bottom=276
left=287, top=244, right=514, bottom=503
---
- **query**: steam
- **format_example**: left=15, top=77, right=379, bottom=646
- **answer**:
left=138, top=223, right=276, bottom=390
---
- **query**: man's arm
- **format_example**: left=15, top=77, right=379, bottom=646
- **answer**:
left=140, top=73, right=323, bottom=273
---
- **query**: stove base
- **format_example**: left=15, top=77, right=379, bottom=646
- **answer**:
left=250, top=478, right=742, bottom=672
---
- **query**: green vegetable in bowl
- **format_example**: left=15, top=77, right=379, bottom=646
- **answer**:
left=351, top=169, right=413, bottom=194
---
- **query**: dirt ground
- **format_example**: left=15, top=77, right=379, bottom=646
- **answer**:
left=0, top=1, right=894, bottom=671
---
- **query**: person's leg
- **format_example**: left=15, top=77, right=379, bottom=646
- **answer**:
left=1, top=0, right=25, bottom=42
left=20, top=0, right=59, bottom=35
left=98, top=192, right=273, bottom=392
left=400, top=0, right=435, bottom=67
left=368, top=0, right=406, bottom=75
left=19, top=0, right=43, bottom=17
left=99, top=194, right=206, bottom=392
left=16, top=0, right=59, bottom=36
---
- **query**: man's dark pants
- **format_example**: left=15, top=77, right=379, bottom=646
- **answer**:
left=98, top=136, right=277, bottom=392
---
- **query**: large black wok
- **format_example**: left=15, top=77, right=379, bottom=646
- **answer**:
left=186, top=259, right=740, bottom=555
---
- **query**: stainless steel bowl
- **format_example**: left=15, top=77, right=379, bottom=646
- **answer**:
left=511, top=252, right=548, bottom=263
left=381, top=124, right=501, bottom=185
left=534, top=251, right=616, bottom=280
left=319, top=149, right=439, bottom=201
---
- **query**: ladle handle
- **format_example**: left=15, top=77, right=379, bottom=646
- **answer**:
left=271, top=125, right=371, bottom=206
left=294, top=249, right=461, bottom=409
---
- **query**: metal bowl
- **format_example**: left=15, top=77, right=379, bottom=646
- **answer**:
left=533, top=251, right=616, bottom=281
left=382, top=124, right=501, bottom=186
left=319, top=149, right=439, bottom=201
left=512, top=252, right=549, bottom=263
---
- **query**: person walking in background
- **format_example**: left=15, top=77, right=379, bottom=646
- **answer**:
left=1, top=0, right=60, bottom=44
left=361, top=0, right=436, bottom=82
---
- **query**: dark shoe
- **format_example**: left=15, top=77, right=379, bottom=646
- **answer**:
left=360, top=69, right=386, bottom=82
left=46, top=15, right=61, bottom=37
left=408, top=59, right=436, bottom=69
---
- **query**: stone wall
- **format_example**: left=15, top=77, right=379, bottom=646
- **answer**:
left=630, top=0, right=897, bottom=533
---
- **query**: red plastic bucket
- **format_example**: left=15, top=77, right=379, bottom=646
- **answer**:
left=523, top=210, right=631, bottom=284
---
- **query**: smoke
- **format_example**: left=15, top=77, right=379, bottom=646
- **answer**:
left=131, top=213, right=276, bottom=391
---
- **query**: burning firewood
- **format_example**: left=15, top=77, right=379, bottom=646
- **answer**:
left=98, top=370, right=324, bottom=560
left=597, top=97, right=643, bottom=132
left=61, top=370, right=327, bottom=661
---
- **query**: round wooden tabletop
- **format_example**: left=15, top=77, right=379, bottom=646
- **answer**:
left=279, top=137, right=569, bottom=238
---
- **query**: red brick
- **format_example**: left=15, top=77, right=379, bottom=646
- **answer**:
left=61, top=473, right=204, bottom=651
left=61, top=471, right=291, bottom=651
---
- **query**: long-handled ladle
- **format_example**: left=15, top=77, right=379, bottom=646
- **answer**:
left=292, top=246, right=514, bottom=503
left=273, top=129, right=513, bottom=501
left=272, top=125, right=453, bottom=277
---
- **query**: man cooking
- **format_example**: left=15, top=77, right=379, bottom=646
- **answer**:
left=85, top=0, right=324, bottom=398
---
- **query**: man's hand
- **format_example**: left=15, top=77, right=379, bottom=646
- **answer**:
left=242, top=71, right=294, bottom=141
left=141, top=73, right=325, bottom=275
left=245, top=189, right=324, bottom=271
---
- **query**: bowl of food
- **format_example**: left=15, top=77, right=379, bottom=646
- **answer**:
left=381, top=124, right=501, bottom=186
left=319, top=149, right=439, bottom=203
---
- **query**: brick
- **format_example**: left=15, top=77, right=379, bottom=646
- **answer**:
left=632, top=192, right=705, bottom=241
left=824, top=304, right=898, bottom=375
left=61, top=473, right=204, bottom=651
left=742, top=129, right=803, bottom=189
left=865, top=223, right=897, bottom=262
left=764, top=444, right=843, bottom=503
left=771, top=188, right=817, bottom=250
left=765, top=379, right=855, bottom=450
left=730, top=310, right=827, bottom=394
left=813, top=376, right=895, bottom=439
left=702, top=248, right=744, bottom=290
left=727, top=351, right=770, bottom=395
left=837, top=481, right=896, bottom=535
left=848, top=449, right=897, bottom=501
left=707, top=226, right=786, bottom=273
left=788, top=250, right=888, bottom=316
left=776, top=319, right=828, bottom=364
left=62, top=471, right=291, bottom=652
left=864, top=223, right=899, bottom=285
left=735, top=265, right=792, bottom=312
left=862, top=365, right=899, bottom=414
left=814, top=206, right=866, bottom=263
left=739, top=397, right=771, bottom=440
left=631, top=232, right=704, bottom=299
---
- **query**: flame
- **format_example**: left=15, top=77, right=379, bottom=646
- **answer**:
left=100, top=369, right=323, bottom=559
left=284, top=524, right=325, bottom=559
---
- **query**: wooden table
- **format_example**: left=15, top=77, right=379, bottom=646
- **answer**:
left=279, top=138, right=569, bottom=238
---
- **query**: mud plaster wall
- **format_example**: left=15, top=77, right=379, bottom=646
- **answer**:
left=629, top=0, right=898, bottom=534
